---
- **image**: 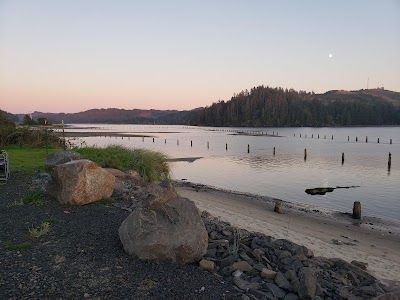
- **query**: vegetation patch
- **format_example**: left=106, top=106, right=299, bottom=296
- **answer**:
left=3, top=145, right=58, bottom=171
left=76, top=145, right=170, bottom=182
left=21, top=190, right=47, bottom=206
left=3, top=241, right=32, bottom=250
left=28, top=222, right=50, bottom=238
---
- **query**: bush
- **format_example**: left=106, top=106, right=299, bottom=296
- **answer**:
left=76, top=145, right=170, bottom=182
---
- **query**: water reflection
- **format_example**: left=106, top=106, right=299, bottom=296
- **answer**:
left=65, top=124, right=400, bottom=221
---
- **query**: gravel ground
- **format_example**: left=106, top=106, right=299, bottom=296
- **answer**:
left=0, top=172, right=239, bottom=300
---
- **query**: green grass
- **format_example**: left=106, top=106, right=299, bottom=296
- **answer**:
left=75, top=145, right=170, bottom=182
left=28, top=222, right=50, bottom=238
left=21, top=190, right=47, bottom=206
left=2, top=145, right=59, bottom=172
left=3, top=241, right=32, bottom=250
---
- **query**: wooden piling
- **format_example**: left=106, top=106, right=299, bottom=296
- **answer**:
left=332, top=135, right=333, bottom=140
left=388, top=152, right=391, bottom=168
left=247, top=144, right=250, bottom=153
left=378, top=138, right=380, bottom=144
left=318, top=134, right=320, bottom=139
left=366, top=136, right=368, bottom=143
left=152, top=138, right=154, bottom=143
left=353, top=201, right=361, bottom=219
left=226, top=143, right=228, bottom=151
left=142, top=137, right=144, bottom=142
left=312, top=134, right=313, bottom=138
left=191, top=140, right=193, bottom=147
left=273, top=147, right=276, bottom=156
left=342, top=152, right=344, bottom=164
left=348, top=136, right=349, bottom=141
left=304, top=148, right=307, bottom=160
left=300, top=134, right=301, bottom=137
left=207, top=141, right=209, bottom=149
left=165, top=139, right=166, bottom=144
left=274, top=200, right=283, bottom=214
left=356, top=137, right=358, bottom=142
left=390, top=139, right=392, bottom=145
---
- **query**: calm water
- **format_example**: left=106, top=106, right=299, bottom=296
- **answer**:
left=64, top=124, right=400, bottom=221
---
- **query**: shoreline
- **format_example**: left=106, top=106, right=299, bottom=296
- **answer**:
left=174, top=180, right=400, bottom=282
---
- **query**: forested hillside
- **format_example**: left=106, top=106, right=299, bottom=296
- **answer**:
left=160, top=86, right=400, bottom=127
left=27, top=108, right=180, bottom=124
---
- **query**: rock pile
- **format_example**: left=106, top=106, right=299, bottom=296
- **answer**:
left=199, top=211, right=389, bottom=300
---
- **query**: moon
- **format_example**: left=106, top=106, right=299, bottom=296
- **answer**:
left=329, top=53, right=333, bottom=58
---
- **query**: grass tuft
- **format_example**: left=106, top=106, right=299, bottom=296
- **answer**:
left=28, top=222, right=50, bottom=238
left=75, top=145, right=170, bottom=182
left=21, top=190, right=47, bottom=206
left=3, top=241, right=32, bottom=250
left=6, top=199, right=24, bottom=208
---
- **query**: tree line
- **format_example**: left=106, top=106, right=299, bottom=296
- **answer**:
left=159, top=86, right=400, bottom=127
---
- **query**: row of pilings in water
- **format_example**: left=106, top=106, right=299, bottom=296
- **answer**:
left=95, top=133, right=393, bottom=171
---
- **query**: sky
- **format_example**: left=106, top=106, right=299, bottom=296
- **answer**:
left=0, top=0, right=399, bottom=114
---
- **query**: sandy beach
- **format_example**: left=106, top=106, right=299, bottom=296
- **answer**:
left=176, top=183, right=400, bottom=283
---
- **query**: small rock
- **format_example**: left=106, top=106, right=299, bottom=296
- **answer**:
left=351, top=260, right=368, bottom=270
left=231, top=261, right=254, bottom=272
left=234, top=277, right=261, bottom=291
left=275, top=272, right=292, bottom=291
left=261, top=268, right=277, bottom=279
left=84, top=293, right=90, bottom=299
left=253, top=262, right=267, bottom=272
left=298, top=267, right=317, bottom=300
left=264, top=283, right=287, bottom=299
left=283, top=293, right=299, bottom=300
left=199, top=259, right=215, bottom=272
left=301, top=246, right=314, bottom=258
left=359, top=286, right=377, bottom=296
left=219, top=254, right=239, bottom=267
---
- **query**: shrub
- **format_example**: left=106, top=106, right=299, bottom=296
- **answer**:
left=21, top=191, right=47, bottom=206
left=28, top=222, right=50, bottom=238
left=3, top=241, right=32, bottom=250
left=76, top=145, right=169, bottom=182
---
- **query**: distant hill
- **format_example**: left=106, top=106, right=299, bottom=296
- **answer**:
left=17, top=108, right=182, bottom=124
left=12, top=87, right=400, bottom=127
left=0, top=110, right=19, bottom=122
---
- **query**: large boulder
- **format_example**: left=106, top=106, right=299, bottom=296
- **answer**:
left=118, top=182, right=208, bottom=264
left=45, top=151, right=82, bottom=169
left=104, top=168, right=144, bottom=194
left=47, top=159, right=115, bottom=205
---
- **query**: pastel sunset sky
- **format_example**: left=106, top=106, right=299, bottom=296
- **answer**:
left=1, top=0, right=399, bottom=114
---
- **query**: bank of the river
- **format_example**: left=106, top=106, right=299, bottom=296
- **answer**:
left=175, top=181, right=400, bottom=283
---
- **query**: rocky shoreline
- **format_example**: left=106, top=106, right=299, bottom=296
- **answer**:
left=1, top=171, right=399, bottom=299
